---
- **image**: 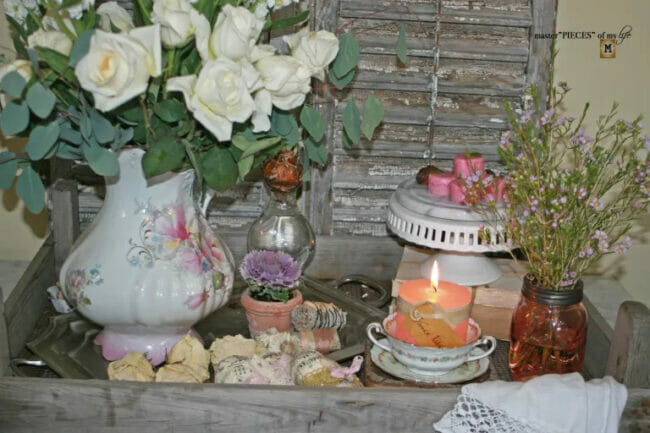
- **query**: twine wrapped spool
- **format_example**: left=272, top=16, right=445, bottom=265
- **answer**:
left=291, top=301, right=347, bottom=331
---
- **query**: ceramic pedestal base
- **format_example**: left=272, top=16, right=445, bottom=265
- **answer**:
left=94, top=326, right=202, bottom=366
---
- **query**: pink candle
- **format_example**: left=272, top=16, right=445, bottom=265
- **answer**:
left=393, top=262, right=473, bottom=346
left=428, top=172, right=455, bottom=197
left=449, top=179, right=466, bottom=204
left=453, top=153, right=485, bottom=178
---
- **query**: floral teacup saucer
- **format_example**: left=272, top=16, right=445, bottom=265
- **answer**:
left=370, top=338, right=489, bottom=384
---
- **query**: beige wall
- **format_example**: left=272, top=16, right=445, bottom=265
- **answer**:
left=0, top=10, right=48, bottom=261
left=555, top=0, right=650, bottom=305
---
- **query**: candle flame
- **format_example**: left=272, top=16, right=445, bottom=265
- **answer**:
left=430, top=260, right=439, bottom=292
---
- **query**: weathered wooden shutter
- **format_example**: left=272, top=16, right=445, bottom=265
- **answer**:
left=304, top=0, right=554, bottom=237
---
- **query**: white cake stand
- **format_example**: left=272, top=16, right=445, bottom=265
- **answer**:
left=386, top=179, right=511, bottom=286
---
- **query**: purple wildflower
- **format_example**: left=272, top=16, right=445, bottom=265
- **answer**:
left=560, top=196, right=567, bottom=204
left=540, top=108, right=555, bottom=126
left=551, top=221, right=558, bottom=228
left=592, top=230, right=608, bottom=241
left=500, top=131, right=512, bottom=149
left=577, top=187, right=587, bottom=199
left=557, top=81, right=571, bottom=92
left=570, top=129, right=594, bottom=145
left=598, top=239, right=609, bottom=253
left=643, top=136, right=650, bottom=151
left=240, top=250, right=301, bottom=288
left=586, top=248, right=594, bottom=256
left=617, top=119, right=633, bottom=130
left=589, top=197, right=605, bottom=211
left=520, top=110, right=532, bottom=124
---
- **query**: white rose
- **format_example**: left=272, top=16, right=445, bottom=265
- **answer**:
left=97, top=1, right=134, bottom=33
left=0, top=60, right=33, bottom=108
left=193, top=5, right=264, bottom=62
left=256, top=55, right=311, bottom=110
left=152, top=0, right=201, bottom=47
left=284, top=28, right=339, bottom=81
left=75, top=25, right=162, bottom=112
left=167, top=58, right=261, bottom=141
left=28, top=29, right=73, bottom=56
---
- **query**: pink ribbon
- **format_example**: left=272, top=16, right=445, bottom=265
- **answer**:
left=329, top=355, right=363, bottom=382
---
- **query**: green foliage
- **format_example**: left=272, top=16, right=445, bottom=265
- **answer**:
left=82, top=140, right=119, bottom=176
left=248, top=284, right=291, bottom=303
left=300, top=106, right=326, bottom=142
left=16, top=165, right=45, bottom=213
left=153, top=99, right=187, bottom=123
left=343, top=101, right=361, bottom=144
left=271, top=109, right=300, bottom=147
left=1, top=71, right=26, bottom=99
left=0, top=101, right=30, bottom=136
left=90, top=110, right=115, bottom=144
left=396, top=24, right=408, bottom=64
left=331, top=32, right=358, bottom=79
left=142, top=136, right=185, bottom=177
left=26, top=122, right=60, bottom=160
left=26, top=83, right=56, bottom=119
left=265, top=10, right=309, bottom=31
left=0, top=152, right=18, bottom=189
left=69, top=30, right=95, bottom=67
left=201, top=147, right=239, bottom=191
left=328, top=67, right=355, bottom=89
left=305, top=137, right=328, bottom=165
left=361, top=93, right=384, bottom=140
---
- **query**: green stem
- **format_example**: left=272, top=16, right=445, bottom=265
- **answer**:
left=47, top=0, right=77, bottom=41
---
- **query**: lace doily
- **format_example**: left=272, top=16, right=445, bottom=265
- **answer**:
left=434, top=395, right=544, bottom=433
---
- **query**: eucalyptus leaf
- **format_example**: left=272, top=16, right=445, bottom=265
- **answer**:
left=361, top=94, right=385, bottom=140
left=113, top=128, right=134, bottom=150
left=266, top=10, right=309, bottom=31
left=26, top=122, right=60, bottom=160
left=201, top=147, right=238, bottom=192
left=90, top=110, right=115, bottom=144
left=240, top=136, right=281, bottom=159
left=0, top=101, right=30, bottom=136
left=141, top=136, right=185, bottom=178
left=271, top=109, right=299, bottom=146
left=305, top=137, right=328, bottom=165
left=302, top=151, right=311, bottom=181
left=69, top=30, right=95, bottom=67
left=153, top=99, right=186, bottom=123
left=396, top=24, right=408, bottom=64
left=331, top=32, right=359, bottom=79
left=55, top=142, right=84, bottom=160
left=26, top=83, right=56, bottom=119
left=342, top=101, right=361, bottom=144
left=300, top=106, right=326, bottom=142
left=82, top=141, right=119, bottom=176
left=238, top=154, right=254, bottom=181
left=16, top=165, right=45, bottom=213
left=59, top=124, right=82, bottom=144
left=328, top=67, right=355, bottom=89
left=342, top=131, right=353, bottom=148
left=0, top=152, right=18, bottom=189
left=1, top=71, right=26, bottom=99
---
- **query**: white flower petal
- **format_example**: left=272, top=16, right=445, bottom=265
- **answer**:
left=97, top=1, right=134, bottom=32
left=167, top=75, right=198, bottom=108
left=129, top=25, right=162, bottom=77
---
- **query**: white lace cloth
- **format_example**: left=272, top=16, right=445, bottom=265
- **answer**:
left=434, top=373, right=627, bottom=433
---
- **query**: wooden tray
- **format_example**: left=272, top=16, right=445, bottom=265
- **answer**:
left=24, top=277, right=386, bottom=380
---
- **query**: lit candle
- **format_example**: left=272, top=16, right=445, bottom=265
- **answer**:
left=392, top=261, right=473, bottom=347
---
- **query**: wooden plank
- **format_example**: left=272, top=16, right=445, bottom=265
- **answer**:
left=0, top=377, right=458, bottom=433
left=526, top=0, right=556, bottom=110
left=583, top=295, right=612, bottom=379
left=50, top=179, right=80, bottom=274
left=3, top=237, right=55, bottom=357
left=0, top=377, right=647, bottom=432
left=306, top=0, right=339, bottom=235
left=606, top=301, right=650, bottom=388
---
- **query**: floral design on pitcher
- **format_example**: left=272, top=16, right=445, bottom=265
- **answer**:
left=126, top=200, right=233, bottom=309
left=64, top=266, right=103, bottom=307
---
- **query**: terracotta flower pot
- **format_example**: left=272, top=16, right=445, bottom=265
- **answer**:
left=240, top=289, right=303, bottom=337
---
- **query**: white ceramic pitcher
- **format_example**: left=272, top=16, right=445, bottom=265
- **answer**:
left=60, top=148, right=235, bottom=365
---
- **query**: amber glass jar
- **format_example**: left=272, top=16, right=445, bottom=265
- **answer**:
left=509, top=275, right=587, bottom=381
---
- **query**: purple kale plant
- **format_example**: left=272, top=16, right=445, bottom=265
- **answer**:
left=240, top=250, right=302, bottom=302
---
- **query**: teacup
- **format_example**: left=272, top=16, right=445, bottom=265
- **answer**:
left=366, top=314, right=496, bottom=376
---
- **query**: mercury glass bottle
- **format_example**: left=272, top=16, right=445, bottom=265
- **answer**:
left=247, top=151, right=316, bottom=269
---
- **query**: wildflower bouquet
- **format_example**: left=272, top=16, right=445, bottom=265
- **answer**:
left=467, top=82, right=649, bottom=289
left=0, top=0, right=384, bottom=213
left=240, top=250, right=301, bottom=302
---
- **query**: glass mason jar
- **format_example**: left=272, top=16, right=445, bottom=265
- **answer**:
left=247, top=181, right=316, bottom=270
left=509, top=275, right=588, bottom=381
